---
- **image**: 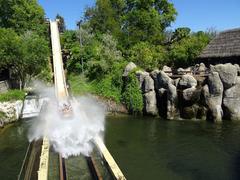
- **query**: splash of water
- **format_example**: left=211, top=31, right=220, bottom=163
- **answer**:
left=27, top=83, right=106, bottom=158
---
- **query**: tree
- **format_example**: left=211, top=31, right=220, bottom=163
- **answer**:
left=169, top=31, right=210, bottom=67
left=56, top=14, right=66, bottom=33
left=128, top=42, right=168, bottom=70
left=170, top=27, right=191, bottom=43
left=85, top=0, right=177, bottom=47
left=84, top=0, right=124, bottom=38
left=122, top=0, right=177, bottom=46
left=0, top=0, right=46, bottom=35
left=0, top=28, right=49, bottom=89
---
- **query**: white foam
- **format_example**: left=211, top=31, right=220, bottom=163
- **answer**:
left=27, top=84, right=106, bottom=158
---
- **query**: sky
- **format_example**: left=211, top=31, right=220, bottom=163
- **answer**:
left=38, top=0, right=240, bottom=32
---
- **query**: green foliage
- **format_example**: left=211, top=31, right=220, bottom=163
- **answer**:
left=85, top=0, right=177, bottom=47
left=0, top=29, right=49, bottom=88
left=171, top=27, right=191, bottom=43
left=85, top=0, right=124, bottom=40
left=85, top=34, right=123, bottom=80
left=169, top=31, right=210, bottom=67
left=93, top=62, right=126, bottom=103
left=0, top=0, right=46, bottom=35
left=128, top=42, right=168, bottom=70
left=56, top=14, right=66, bottom=33
left=122, top=71, right=143, bottom=113
left=0, top=90, right=25, bottom=102
left=68, top=74, right=95, bottom=95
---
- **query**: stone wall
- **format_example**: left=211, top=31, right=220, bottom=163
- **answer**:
left=0, top=100, right=23, bottom=128
left=123, top=62, right=240, bottom=122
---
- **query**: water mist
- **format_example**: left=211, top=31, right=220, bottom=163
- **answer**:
left=27, top=82, right=106, bottom=158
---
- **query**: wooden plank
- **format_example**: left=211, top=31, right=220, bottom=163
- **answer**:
left=94, top=137, right=126, bottom=180
left=38, top=137, right=50, bottom=180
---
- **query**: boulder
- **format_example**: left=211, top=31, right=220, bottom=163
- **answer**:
left=143, top=91, right=158, bottom=116
left=157, top=71, right=173, bottom=89
left=198, top=63, right=206, bottom=75
left=177, top=68, right=185, bottom=75
left=162, top=65, right=172, bottom=76
left=223, top=77, right=240, bottom=120
left=167, top=83, right=178, bottom=120
left=123, top=62, right=137, bottom=77
left=234, top=64, right=240, bottom=76
left=208, top=72, right=223, bottom=96
left=182, top=87, right=201, bottom=103
left=0, top=101, right=23, bottom=125
left=178, top=74, right=197, bottom=89
left=211, top=63, right=238, bottom=89
left=158, top=88, right=167, bottom=97
left=142, top=75, right=154, bottom=93
left=181, top=104, right=199, bottom=119
left=136, top=70, right=149, bottom=89
left=203, top=72, right=223, bottom=122
left=150, top=69, right=160, bottom=90
left=173, top=78, right=180, bottom=87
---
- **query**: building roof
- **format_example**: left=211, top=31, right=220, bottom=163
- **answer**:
left=199, top=28, right=240, bottom=59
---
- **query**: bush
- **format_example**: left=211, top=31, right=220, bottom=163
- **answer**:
left=94, top=75, right=122, bottom=103
left=122, top=71, right=143, bottom=114
left=68, top=74, right=95, bottom=95
left=0, top=90, right=25, bottom=102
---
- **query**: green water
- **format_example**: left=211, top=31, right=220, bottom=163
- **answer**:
left=1, top=116, right=240, bottom=179
left=0, top=122, right=29, bottom=180
left=105, top=116, right=240, bottom=180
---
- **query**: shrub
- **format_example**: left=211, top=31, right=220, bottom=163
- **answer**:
left=122, top=71, right=143, bottom=114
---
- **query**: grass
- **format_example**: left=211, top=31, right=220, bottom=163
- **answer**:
left=0, top=90, right=25, bottom=102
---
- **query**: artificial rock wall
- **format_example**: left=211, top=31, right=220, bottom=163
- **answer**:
left=123, top=62, right=240, bottom=122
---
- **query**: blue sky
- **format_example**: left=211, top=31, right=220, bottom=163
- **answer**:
left=39, top=0, right=240, bottom=32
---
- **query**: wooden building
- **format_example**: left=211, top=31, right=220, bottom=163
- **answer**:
left=198, top=28, right=240, bottom=65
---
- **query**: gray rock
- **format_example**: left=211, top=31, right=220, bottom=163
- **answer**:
left=158, top=88, right=167, bottom=97
left=182, top=87, right=201, bottom=103
left=177, top=68, right=185, bottom=75
left=0, top=101, right=23, bottom=126
left=136, top=70, right=149, bottom=89
left=198, top=63, right=206, bottom=75
left=162, top=65, right=172, bottom=76
left=223, top=77, right=240, bottom=120
left=142, top=75, right=154, bottom=93
left=208, top=72, right=223, bottom=96
left=167, top=83, right=178, bottom=120
left=150, top=69, right=160, bottom=90
left=123, top=62, right=137, bottom=77
left=181, top=104, right=199, bottom=119
left=181, top=104, right=207, bottom=120
left=178, top=74, right=197, bottom=89
left=157, top=71, right=173, bottom=89
left=211, top=63, right=238, bottom=89
left=143, top=91, right=158, bottom=116
left=173, top=78, right=180, bottom=87
left=203, top=72, right=224, bottom=122
left=234, top=64, right=240, bottom=76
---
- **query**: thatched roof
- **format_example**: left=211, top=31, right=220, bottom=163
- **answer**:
left=199, top=28, right=240, bottom=59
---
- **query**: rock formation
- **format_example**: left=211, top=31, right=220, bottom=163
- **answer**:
left=123, top=62, right=240, bottom=122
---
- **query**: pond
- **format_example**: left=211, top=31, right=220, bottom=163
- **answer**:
left=1, top=116, right=240, bottom=180
left=105, top=115, right=240, bottom=180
